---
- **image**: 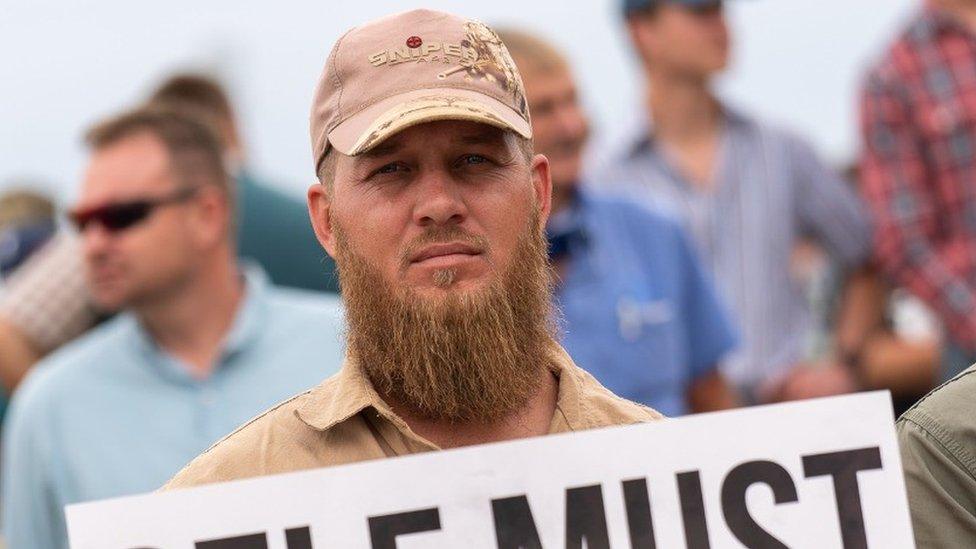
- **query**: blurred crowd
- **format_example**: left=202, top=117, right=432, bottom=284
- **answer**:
left=1, top=0, right=974, bottom=545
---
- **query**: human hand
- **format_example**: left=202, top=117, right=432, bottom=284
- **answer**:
left=766, top=361, right=859, bottom=403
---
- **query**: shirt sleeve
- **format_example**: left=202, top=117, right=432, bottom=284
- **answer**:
left=2, top=372, right=66, bottom=549
left=675, top=224, right=739, bottom=380
left=0, top=233, right=97, bottom=353
left=897, top=414, right=976, bottom=546
left=789, top=131, right=872, bottom=267
left=860, top=71, right=976, bottom=348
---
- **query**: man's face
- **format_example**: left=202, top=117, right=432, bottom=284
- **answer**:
left=630, top=1, right=731, bottom=79
left=519, top=65, right=590, bottom=191
left=75, top=132, right=209, bottom=311
left=313, top=120, right=552, bottom=299
left=935, top=0, right=976, bottom=10
left=307, top=120, right=555, bottom=421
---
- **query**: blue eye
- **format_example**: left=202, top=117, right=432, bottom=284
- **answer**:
left=462, top=154, right=488, bottom=165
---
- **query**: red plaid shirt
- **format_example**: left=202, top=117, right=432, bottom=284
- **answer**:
left=860, top=7, right=976, bottom=349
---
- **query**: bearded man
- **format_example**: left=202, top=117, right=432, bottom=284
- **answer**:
left=165, top=8, right=661, bottom=490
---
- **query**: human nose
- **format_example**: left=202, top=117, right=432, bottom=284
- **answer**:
left=412, top=169, right=468, bottom=228
left=81, top=222, right=112, bottom=258
left=556, top=103, right=588, bottom=140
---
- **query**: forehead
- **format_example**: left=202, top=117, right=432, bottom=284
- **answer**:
left=80, top=132, right=174, bottom=204
left=520, top=66, right=575, bottom=98
left=653, top=3, right=720, bottom=23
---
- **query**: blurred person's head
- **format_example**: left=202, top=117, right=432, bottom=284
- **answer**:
left=147, top=74, right=244, bottom=169
left=0, top=188, right=56, bottom=277
left=71, top=108, right=234, bottom=312
left=624, top=0, right=731, bottom=82
left=931, top=0, right=976, bottom=10
left=496, top=29, right=590, bottom=211
left=0, top=188, right=54, bottom=229
left=929, top=0, right=976, bottom=31
left=307, top=9, right=556, bottom=422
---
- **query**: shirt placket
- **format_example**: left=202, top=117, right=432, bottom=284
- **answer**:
left=151, top=348, right=226, bottom=446
left=195, top=373, right=221, bottom=444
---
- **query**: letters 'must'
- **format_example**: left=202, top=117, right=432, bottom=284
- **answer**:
left=134, top=446, right=884, bottom=549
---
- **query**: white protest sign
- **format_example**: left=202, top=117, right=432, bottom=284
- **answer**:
left=66, top=391, right=914, bottom=548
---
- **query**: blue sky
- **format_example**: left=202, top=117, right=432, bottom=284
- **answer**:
left=1, top=0, right=916, bottom=203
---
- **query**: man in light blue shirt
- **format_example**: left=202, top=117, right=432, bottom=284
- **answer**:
left=499, top=29, right=739, bottom=415
left=1, top=107, right=344, bottom=549
left=550, top=191, right=738, bottom=415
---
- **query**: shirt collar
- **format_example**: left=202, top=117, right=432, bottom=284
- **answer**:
left=623, top=100, right=749, bottom=160
left=221, top=263, right=271, bottom=358
left=293, top=341, right=599, bottom=435
left=293, top=355, right=392, bottom=433
left=547, top=187, right=591, bottom=261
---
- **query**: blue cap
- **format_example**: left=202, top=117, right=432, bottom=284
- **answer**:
left=0, top=221, right=55, bottom=277
left=623, top=0, right=722, bottom=16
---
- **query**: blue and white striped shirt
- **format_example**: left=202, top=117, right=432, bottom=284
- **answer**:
left=592, top=108, right=872, bottom=391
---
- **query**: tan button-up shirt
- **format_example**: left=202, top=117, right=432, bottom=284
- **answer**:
left=164, top=343, right=663, bottom=490
left=898, top=364, right=976, bottom=547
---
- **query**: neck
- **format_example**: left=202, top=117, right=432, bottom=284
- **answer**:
left=136, top=249, right=244, bottom=378
left=550, top=184, right=577, bottom=216
left=646, top=69, right=722, bottom=145
left=388, top=368, right=560, bottom=449
left=937, top=1, right=976, bottom=31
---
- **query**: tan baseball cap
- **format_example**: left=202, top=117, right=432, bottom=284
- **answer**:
left=309, top=9, right=532, bottom=171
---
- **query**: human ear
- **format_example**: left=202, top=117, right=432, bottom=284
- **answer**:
left=307, top=183, right=336, bottom=258
left=530, top=154, right=552, bottom=230
left=190, top=187, right=230, bottom=247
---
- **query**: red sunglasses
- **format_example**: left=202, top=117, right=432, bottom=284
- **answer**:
left=69, top=186, right=199, bottom=233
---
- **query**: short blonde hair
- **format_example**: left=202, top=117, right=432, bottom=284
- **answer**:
left=495, top=27, right=570, bottom=77
left=85, top=106, right=229, bottom=194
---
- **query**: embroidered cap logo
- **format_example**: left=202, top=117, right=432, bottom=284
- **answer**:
left=436, top=21, right=528, bottom=120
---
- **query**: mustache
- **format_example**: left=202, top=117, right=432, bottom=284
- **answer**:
left=85, top=251, right=122, bottom=270
left=397, top=226, right=491, bottom=270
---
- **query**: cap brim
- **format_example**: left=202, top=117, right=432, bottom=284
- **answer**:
left=327, top=88, right=532, bottom=156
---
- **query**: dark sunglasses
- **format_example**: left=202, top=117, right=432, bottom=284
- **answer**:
left=69, top=186, right=199, bottom=233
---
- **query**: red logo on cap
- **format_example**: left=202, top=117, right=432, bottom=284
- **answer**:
left=406, top=36, right=422, bottom=48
